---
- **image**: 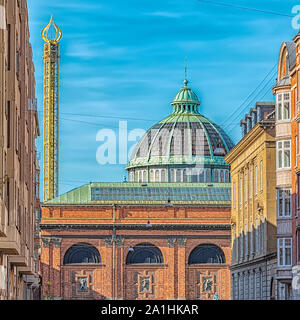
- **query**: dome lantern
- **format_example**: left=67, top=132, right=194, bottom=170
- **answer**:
left=171, top=79, right=201, bottom=114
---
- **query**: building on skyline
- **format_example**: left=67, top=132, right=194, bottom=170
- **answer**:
left=273, top=31, right=300, bottom=300
left=273, top=40, right=294, bottom=300
left=0, top=0, right=41, bottom=300
left=39, top=80, right=234, bottom=300
left=225, top=102, right=277, bottom=300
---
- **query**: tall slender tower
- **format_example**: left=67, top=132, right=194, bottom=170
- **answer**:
left=42, top=17, right=62, bottom=202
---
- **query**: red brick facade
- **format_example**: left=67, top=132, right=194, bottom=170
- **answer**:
left=40, top=205, right=231, bottom=300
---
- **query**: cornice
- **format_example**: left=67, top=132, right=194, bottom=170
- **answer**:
left=40, top=223, right=231, bottom=231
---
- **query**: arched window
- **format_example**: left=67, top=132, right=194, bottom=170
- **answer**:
left=176, top=169, right=182, bottom=182
left=126, top=243, right=164, bottom=264
left=135, top=171, right=138, bottom=182
left=188, top=244, right=226, bottom=264
left=63, top=243, right=101, bottom=265
left=155, top=170, right=159, bottom=182
left=170, top=169, right=175, bottom=182
left=213, top=169, right=219, bottom=182
left=225, top=170, right=230, bottom=182
left=183, top=169, right=188, bottom=182
left=191, top=168, right=198, bottom=182
left=198, top=170, right=204, bottom=183
left=143, top=170, right=147, bottom=182
left=161, top=169, right=166, bottom=182
left=220, top=170, right=224, bottom=183
left=205, top=169, right=211, bottom=183
left=129, top=171, right=134, bottom=182
left=149, top=170, right=154, bottom=182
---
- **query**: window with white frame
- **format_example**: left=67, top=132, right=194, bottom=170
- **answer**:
left=277, top=140, right=291, bottom=169
left=278, top=238, right=292, bottom=267
left=277, top=189, right=292, bottom=218
left=276, top=92, right=290, bottom=121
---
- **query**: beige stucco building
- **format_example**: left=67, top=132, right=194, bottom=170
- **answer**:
left=0, top=0, right=41, bottom=299
left=225, top=102, right=277, bottom=300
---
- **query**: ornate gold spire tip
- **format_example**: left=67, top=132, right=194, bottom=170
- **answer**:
left=42, top=16, right=62, bottom=43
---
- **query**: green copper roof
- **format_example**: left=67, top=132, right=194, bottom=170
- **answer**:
left=171, top=79, right=200, bottom=106
left=44, top=182, right=231, bottom=206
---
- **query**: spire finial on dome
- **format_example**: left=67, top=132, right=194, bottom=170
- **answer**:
left=184, top=56, right=188, bottom=87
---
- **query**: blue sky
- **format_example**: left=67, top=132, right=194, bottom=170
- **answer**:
left=27, top=0, right=297, bottom=195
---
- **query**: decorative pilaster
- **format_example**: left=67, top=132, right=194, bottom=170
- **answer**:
left=51, top=237, right=62, bottom=298
left=167, top=238, right=176, bottom=298
left=41, top=237, right=51, bottom=298
left=177, top=237, right=187, bottom=299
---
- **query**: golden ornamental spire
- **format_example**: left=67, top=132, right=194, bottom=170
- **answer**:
left=42, top=16, right=61, bottom=202
left=42, top=16, right=62, bottom=43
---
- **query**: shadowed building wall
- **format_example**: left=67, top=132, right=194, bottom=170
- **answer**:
left=225, top=102, right=277, bottom=300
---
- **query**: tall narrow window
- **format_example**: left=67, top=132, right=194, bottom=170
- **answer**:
left=6, top=180, right=9, bottom=225
left=277, top=189, right=291, bottom=218
left=255, top=219, right=259, bottom=253
left=161, top=169, right=166, bottom=182
left=260, top=160, right=263, bottom=192
left=255, top=166, right=257, bottom=196
left=277, top=93, right=282, bottom=120
left=240, top=227, right=244, bottom=260
left=295, top=87, right=297, bottom=117
left=276, top=93, right=290, bottom=120
left=220, top=170, right=224, bottom=183
left=278, top=238, right=292, bottom=267
left=239, top=177, right=242, bottom=207
left=176, top=169, right=182, bottom=182
left=249, top=167, right=252, bottom=199
left=277, top=140, right=291, bottom=169
left=283, top=93, right=290, bottom=119
left=205, top=169, right=211, bottom=183
left=244, top=173, right=247, bottom=203
left=233, top=182, right=236, bottom=209
left=183, top=169, right=188, bottom=182
left=7, top=24, right=11, bottom=70
left=250, top=221, right=254, bottom=254
left=155, top=170, right=159, bottom=182
left=260, top=221, right=264, bottom=253
left=6, top=101, right=10, bottom=148
left=244, top=224, right=248, bottom=257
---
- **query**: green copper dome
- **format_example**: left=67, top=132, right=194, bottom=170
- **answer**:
left=126, top=80, right=234, bottom=183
